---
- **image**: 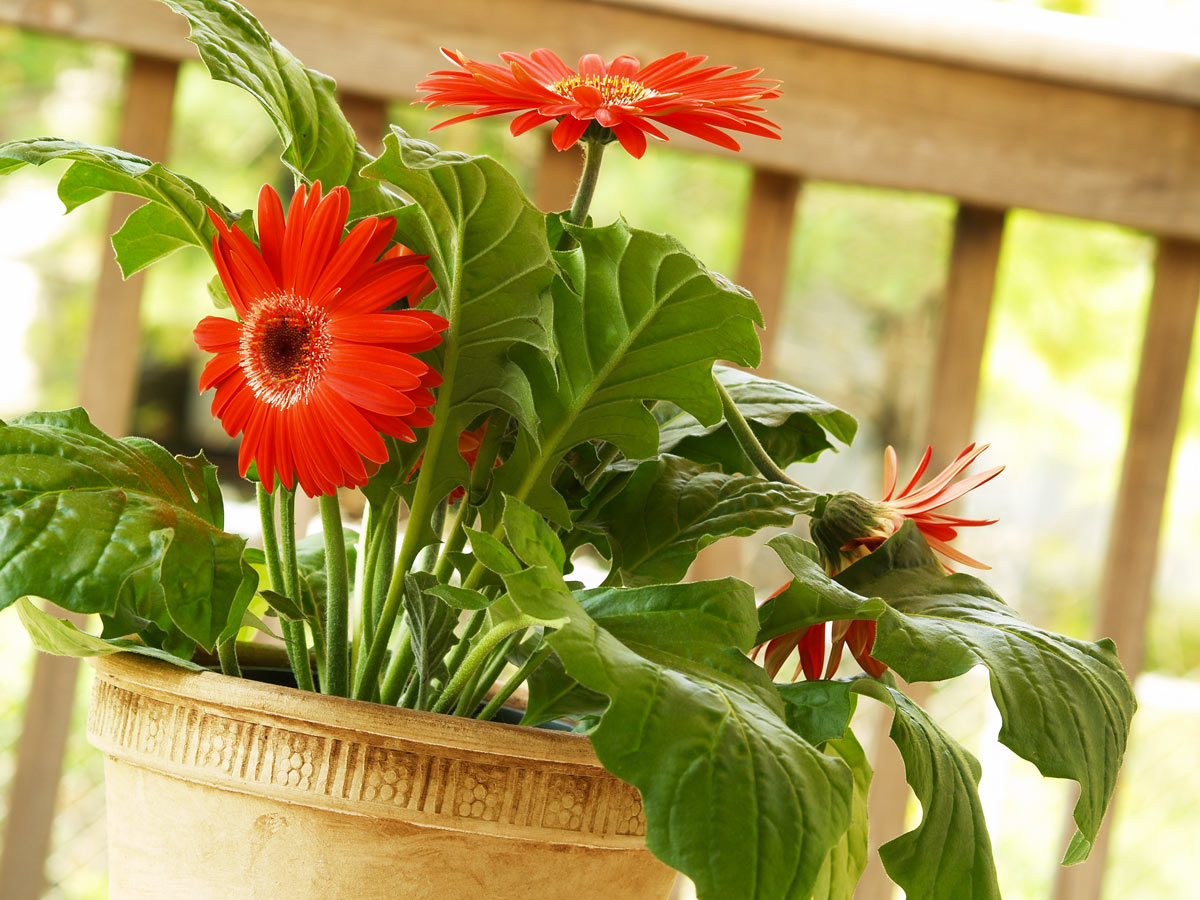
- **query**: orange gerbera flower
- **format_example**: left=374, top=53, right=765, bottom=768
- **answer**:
left=194, top=182, right=448, bottom=497
left=416, top=48, right=781, bottom=158
left=756, top=443, right=1003, bottom=682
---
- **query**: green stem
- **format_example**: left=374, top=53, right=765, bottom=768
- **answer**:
left=714, top=376, right=807, bottom=488
left=258, top=485, right=314, bottom=692
left=441, top=608, right=487, bottom=681
left=370, top=496, right=399, bottom=628
left=432, top=499, right=473, bottom=583
left=431, top=616, right=543, bottom=715
left=580, top=443, right=622, bottom=492
left=278, top=487, right=316, bottom=692
left=478, top=643, right=553, bottom=721
left=456, top=631, right=522, bottom=716
left=354, top=503, right=374, bottom=657
left=563, top=139, right=606, bottom=232
left=354, top=498, right=435, bottom=699
left=320, top=493, right=351, bottom=697
left=379, top=627, right=415, bottom=706
left=217, top=638, right=241, bottom=678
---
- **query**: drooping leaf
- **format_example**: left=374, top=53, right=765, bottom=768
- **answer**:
left=583, top=455, right=813, bottom=585
left=776, top=679, right=856, bottom=747
left=811, top=729, right=872, bottom=900
left=362, top=129, right=556, bottom=534
left=839, top=522, right=1136, bottom=864
left=160, top=0, right=397, bottom=216
left=16, top=597, right=205, bottom=670
left=486, top=497, right=854, bottom=900
left=658, top=365, right=857, bottom=473
left=0, top=409, right=253, bottom=649
left=851, top=679, right=1000, bottom=900
left=757, top=534, right=885, bottom=644
left=491, top=219, right=763, bottom=525
left=0, top=141, right=231, bottom=276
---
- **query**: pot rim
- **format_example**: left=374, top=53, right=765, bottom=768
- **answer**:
left=89, top=652, right=600, bottom=767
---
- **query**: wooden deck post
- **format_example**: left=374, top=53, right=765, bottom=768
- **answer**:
left=0, top=53, right=179, bottom=900
left=857, top=203, right=1007, bottom=900
left=1051, top=237, right=1200, bottom=900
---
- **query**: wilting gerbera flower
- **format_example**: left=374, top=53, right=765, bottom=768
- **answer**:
left=416, top=48, right=781, bottom=158
left=194, top=182, right=448, bottom=497
left=755, top=443, right=1003, bottom=681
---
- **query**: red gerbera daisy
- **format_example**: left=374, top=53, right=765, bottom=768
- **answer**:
left=416, top=48, right=782, bottom=158
left=194, top=182, right=448, bottom=497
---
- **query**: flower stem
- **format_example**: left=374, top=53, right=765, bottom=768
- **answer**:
left=478, top=643, right=552, bottom=721
left=431, top=616, right=543, bottom=715
left=258, top=484, right=314, bottom=692
left=558, top=138, right=606, bottom=249
left=320, top=493, right=351, bottom=697
left=217, top=638, right=241, bottom=678
left=714, top=375, right=807, bottom=489
left=456, top=631, right=523, bottom=716
left=278, top=487, right=317, bottom=692
left=379, top=626, right=414, bottom=706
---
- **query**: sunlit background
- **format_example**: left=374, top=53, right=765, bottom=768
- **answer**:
left=1, top=0, right=1198, bottom=898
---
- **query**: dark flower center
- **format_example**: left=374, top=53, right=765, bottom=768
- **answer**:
left=240, top=294, right=332, bottom=408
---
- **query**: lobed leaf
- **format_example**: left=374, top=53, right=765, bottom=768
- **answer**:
left=482, top=497, right=854, bottom=900
left=0, top=409, right=253, bottom=649
left=583, top=455, right=814, bottom=585
left=658, top=365, right=857, bottom=473
left=0, top=140, right=231, bottom=276
left=839, top=522, right=1136, bottom=864
left=160, top=0, right=397, bottom=216
left=363, top=129, right=557, bottom=526
left=491, top=219, right=763, bottom=525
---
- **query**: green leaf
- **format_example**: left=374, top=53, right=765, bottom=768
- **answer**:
left=0, top=409, right=252, bottom=649
left=485, top=497, right=853, bottom=900
left=16, top=597, right=204, bottom=670
left=757, top=534, right=885, bottom=644
left=260, top=589, right=305, bottom=622
left=491, top=218, right=763, bottom=525
left=658, top=365, right=857, bottom=473
left=852, top=679, right=1000, bottom=900
left=521, top=648, right=608, bottom=727
left=583, top=455, right=813, bottom=586
left=160, top=0, right=396, bottom=216
left=839, top=522, right=1136, bottom=864
left=811, top=729, right=872, bottom=900
left=402, top=572, right=457, bottom=706
left=0, top=142, right=230, bottom=275
left=426, top=584, right=493, bottom=611
left=776, top=679, right=856, bottom=747
left=362, top=129, right=556, bottom=524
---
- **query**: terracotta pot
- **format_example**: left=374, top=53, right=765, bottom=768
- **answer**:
left=86, top=654, right=678, bottom=899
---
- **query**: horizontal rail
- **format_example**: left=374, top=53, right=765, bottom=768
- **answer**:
left=4, top=0, right=1200, bottom=238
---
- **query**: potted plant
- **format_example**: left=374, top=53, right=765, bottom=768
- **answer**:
left=0, top=2, right=1135, bottom=898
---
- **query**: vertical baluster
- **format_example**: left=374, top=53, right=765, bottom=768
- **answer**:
left=1051, top=237, right=1200, bottom=900
left=340, top=91, right=388, bottom=154
left=0, top=53, right=180, bottom=900
left=534, top=137, right=583, bottom=213
left=857, top=203, right=1006, bottom=900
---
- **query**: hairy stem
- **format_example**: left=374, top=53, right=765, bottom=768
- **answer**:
left=320, top=493, right=351, bottom=697
left=714, top=376, right=807, bottom=488
left=478, top=643, right=553, bottom=721
left=431, top=616, right=543, bottom=715
left=258, top=484, right=314, bottom=692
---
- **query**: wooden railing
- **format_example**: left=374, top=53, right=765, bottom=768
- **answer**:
left=1, top=1, right=1198, bottom=898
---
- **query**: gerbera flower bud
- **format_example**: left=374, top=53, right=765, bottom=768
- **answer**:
left=416, top=48, right=782, bottom=158
left=194, top=182, right=449, bottom=497
left=753, top=443, right=1003, bottom=682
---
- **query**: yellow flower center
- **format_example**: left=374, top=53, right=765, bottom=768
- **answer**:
left=240, top=294, right=332, bottom=408
left=549, top=73, right=654, bottom=106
